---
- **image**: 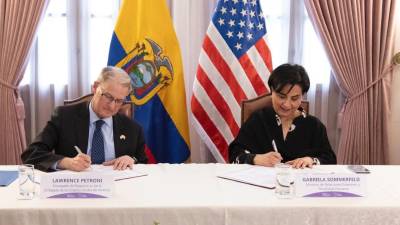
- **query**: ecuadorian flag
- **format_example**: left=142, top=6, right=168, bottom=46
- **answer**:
left=107, top=0, right=190, bottom=163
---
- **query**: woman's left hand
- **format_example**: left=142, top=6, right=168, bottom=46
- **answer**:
left=286, top=157, right=313, bottom=169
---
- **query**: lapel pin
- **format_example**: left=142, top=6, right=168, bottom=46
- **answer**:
left=120, top=134, right=126, bottom=140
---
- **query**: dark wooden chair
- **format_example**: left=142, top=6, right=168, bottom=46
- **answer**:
left=63, top=93, right=94, bottom=105
left=240, top=93, right=309, bottom=125
left=64, top=93, right=133, bottom=118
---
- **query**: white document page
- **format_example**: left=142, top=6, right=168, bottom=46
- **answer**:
left=88, top=165, right=147, bottom=181
left=218, top=166, right=276, bottom=189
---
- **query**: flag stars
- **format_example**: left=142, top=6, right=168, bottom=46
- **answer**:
left=230, top=8, right=237, bottom=16
left=220, top=7, right=227, bottom=14
left=237, top=31, right=244, bottom=39
left=213, top=1, right=268, bottom=55
left=228, top=19, right=235, bottom=27
left=217, top=18, right=225, bottom=26
left=240, top=9, right=247, bottom=17
left=246, top=33, right=253, bottom=40
left=249, top=10, right=255, bottom=17
left=248, top=22, right=254, bottom=29
left=239, top=20, right=245, bottom=28
left=234, top=43, right=242, bottom=50
left=226, top=30, right=234, bottom=38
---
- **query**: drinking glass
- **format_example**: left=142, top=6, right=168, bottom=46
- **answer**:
left=18, top=164, right=35, bottom=200
left=275, top=163, right=294, bottom=199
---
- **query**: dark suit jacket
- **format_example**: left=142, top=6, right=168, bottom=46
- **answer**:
left=21, top=101, right=147, bottom=171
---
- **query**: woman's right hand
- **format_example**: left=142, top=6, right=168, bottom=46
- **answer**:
left=253, top=151, right=282, bottom=167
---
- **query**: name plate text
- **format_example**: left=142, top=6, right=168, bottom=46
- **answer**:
left=40, top=172, right=114, bottom=198
left=295, top=173, right=367, bottom=197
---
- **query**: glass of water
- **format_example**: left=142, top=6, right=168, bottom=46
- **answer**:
left=275, top=163, right=294, bottom=199
left=18, top=164, right=35, bottom=200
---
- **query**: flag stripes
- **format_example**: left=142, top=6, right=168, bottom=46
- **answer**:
left=192, top=0, right=272, bottom=162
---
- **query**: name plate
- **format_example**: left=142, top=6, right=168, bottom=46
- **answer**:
left=295, top=173, right=367, bottom=197
left=40, top=172, right=114, bottom=198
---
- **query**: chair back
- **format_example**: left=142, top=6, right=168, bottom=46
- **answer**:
left=64, top=93, right=133, bottom=118
left=240, top=93, right=309, bottom=125
left=64, top=93, right=94, bottom=105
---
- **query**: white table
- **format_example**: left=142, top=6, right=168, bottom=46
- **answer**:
left=1, top=164, right=400, bottom=225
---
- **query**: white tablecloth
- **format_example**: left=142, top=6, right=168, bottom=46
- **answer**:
left=1, top=164, right=400, bottom=225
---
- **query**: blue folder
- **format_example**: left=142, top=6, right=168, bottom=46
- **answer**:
left=0, top=171, right=18, bottom=186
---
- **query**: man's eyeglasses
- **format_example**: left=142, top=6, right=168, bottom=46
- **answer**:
left=100, top=91, right=125, bottom=105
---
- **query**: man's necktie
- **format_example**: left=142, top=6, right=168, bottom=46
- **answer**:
left=91, top=120, right=105, bottom=164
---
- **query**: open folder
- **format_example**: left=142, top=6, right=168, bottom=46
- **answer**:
left=217, top=166, right=276, bottom=189
left=0, top=171, right=18, bottom=186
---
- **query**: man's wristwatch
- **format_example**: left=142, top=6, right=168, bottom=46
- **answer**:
left=312, top=157, right=320, bottom=165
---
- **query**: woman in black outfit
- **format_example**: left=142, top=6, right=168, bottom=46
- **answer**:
left=229, top=64, right=337, bottom=168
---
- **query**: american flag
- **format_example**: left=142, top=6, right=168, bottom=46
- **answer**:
left=191, top=0, right=272, bottom=162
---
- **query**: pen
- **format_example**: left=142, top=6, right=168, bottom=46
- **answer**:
left=74, top=146, right=92, bottom=170
left=74, top=145, right=83, bottom=155
left=272, top=140, right=278, bottom=153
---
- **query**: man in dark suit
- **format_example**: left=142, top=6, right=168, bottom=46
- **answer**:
left=21, top=66, right=147, bottom=172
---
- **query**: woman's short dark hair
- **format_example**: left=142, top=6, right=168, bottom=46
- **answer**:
left=267, top=63, right=310, bottom=94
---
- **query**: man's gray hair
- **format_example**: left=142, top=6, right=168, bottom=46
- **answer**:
left=97, top=66, right=132, bottom=93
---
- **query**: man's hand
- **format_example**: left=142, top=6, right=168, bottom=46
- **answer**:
left=253, top=151, right=282, bottom=167
left=286, top=157, right=313, bottom=169
left=58, top=154, right=91, bottom=172
left=103, top=155, right=134, bottom=170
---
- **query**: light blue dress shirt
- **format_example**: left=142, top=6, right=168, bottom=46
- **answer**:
left=87, top=102, right=116, bottom=162
left=53, top=102, right=116, bottom=170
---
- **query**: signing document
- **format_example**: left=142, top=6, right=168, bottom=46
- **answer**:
left=217, top=165, right=340, bottom=189
left=37, top=165, right=147, bottom=183
left=88, top=165, right=147, bottom=181
left=218, top=165, right=276, bottom=189
left=51, top=165, right=148, bottom=181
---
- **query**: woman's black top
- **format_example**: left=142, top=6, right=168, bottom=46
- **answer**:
left=229, top=106, right=337, bottom=164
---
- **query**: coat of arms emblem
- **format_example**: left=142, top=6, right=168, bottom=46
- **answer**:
left=120, top=38, right=174, bottom=105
